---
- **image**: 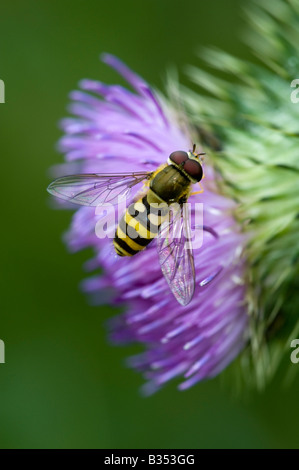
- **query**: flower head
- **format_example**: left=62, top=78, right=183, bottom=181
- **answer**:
left=51, top=53, right=248, bottom=393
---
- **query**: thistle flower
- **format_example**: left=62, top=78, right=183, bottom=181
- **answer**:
left=51, top=53, right=249, bottom=393
left=181, top=0, right=299, bottom=388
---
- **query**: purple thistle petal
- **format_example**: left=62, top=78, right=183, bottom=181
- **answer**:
left=51, top=55, right=249, bottom=392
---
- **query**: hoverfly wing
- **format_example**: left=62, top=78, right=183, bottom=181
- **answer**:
left=157, top=203, right=195, bottom=306
left=47, top=172, right=152, bottom=206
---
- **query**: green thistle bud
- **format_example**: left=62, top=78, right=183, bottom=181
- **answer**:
left=180, top=0, right=299, bottom=389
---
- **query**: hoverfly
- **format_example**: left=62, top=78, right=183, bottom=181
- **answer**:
left=47, top=146, right=205, bottom=306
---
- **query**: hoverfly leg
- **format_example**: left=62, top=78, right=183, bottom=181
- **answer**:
left=190, top=182, right=204, bottom=196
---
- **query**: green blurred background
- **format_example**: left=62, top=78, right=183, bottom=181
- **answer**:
left=1, top=0, right=299, bottom=449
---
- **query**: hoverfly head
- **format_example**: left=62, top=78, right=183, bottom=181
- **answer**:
left=168, top=147, right=204, bottom=183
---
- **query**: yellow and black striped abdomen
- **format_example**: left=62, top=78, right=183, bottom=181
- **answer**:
left=113, top=191, right=168, bottom=257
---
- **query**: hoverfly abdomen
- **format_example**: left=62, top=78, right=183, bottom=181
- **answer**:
left=113, top=193, right=169, bottom=257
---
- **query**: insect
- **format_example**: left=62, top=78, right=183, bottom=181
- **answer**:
left=47, top=146, right=206, bottom=306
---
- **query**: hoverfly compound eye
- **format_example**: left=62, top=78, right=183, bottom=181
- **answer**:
left=168, top=151, right=189, bottom=165
left=168, top=150, right=203, bottom=182
left=183, top=159, right=203, bottom=182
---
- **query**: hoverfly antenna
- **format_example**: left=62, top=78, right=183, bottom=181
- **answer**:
left=190, top=144, right=206, bottom=162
